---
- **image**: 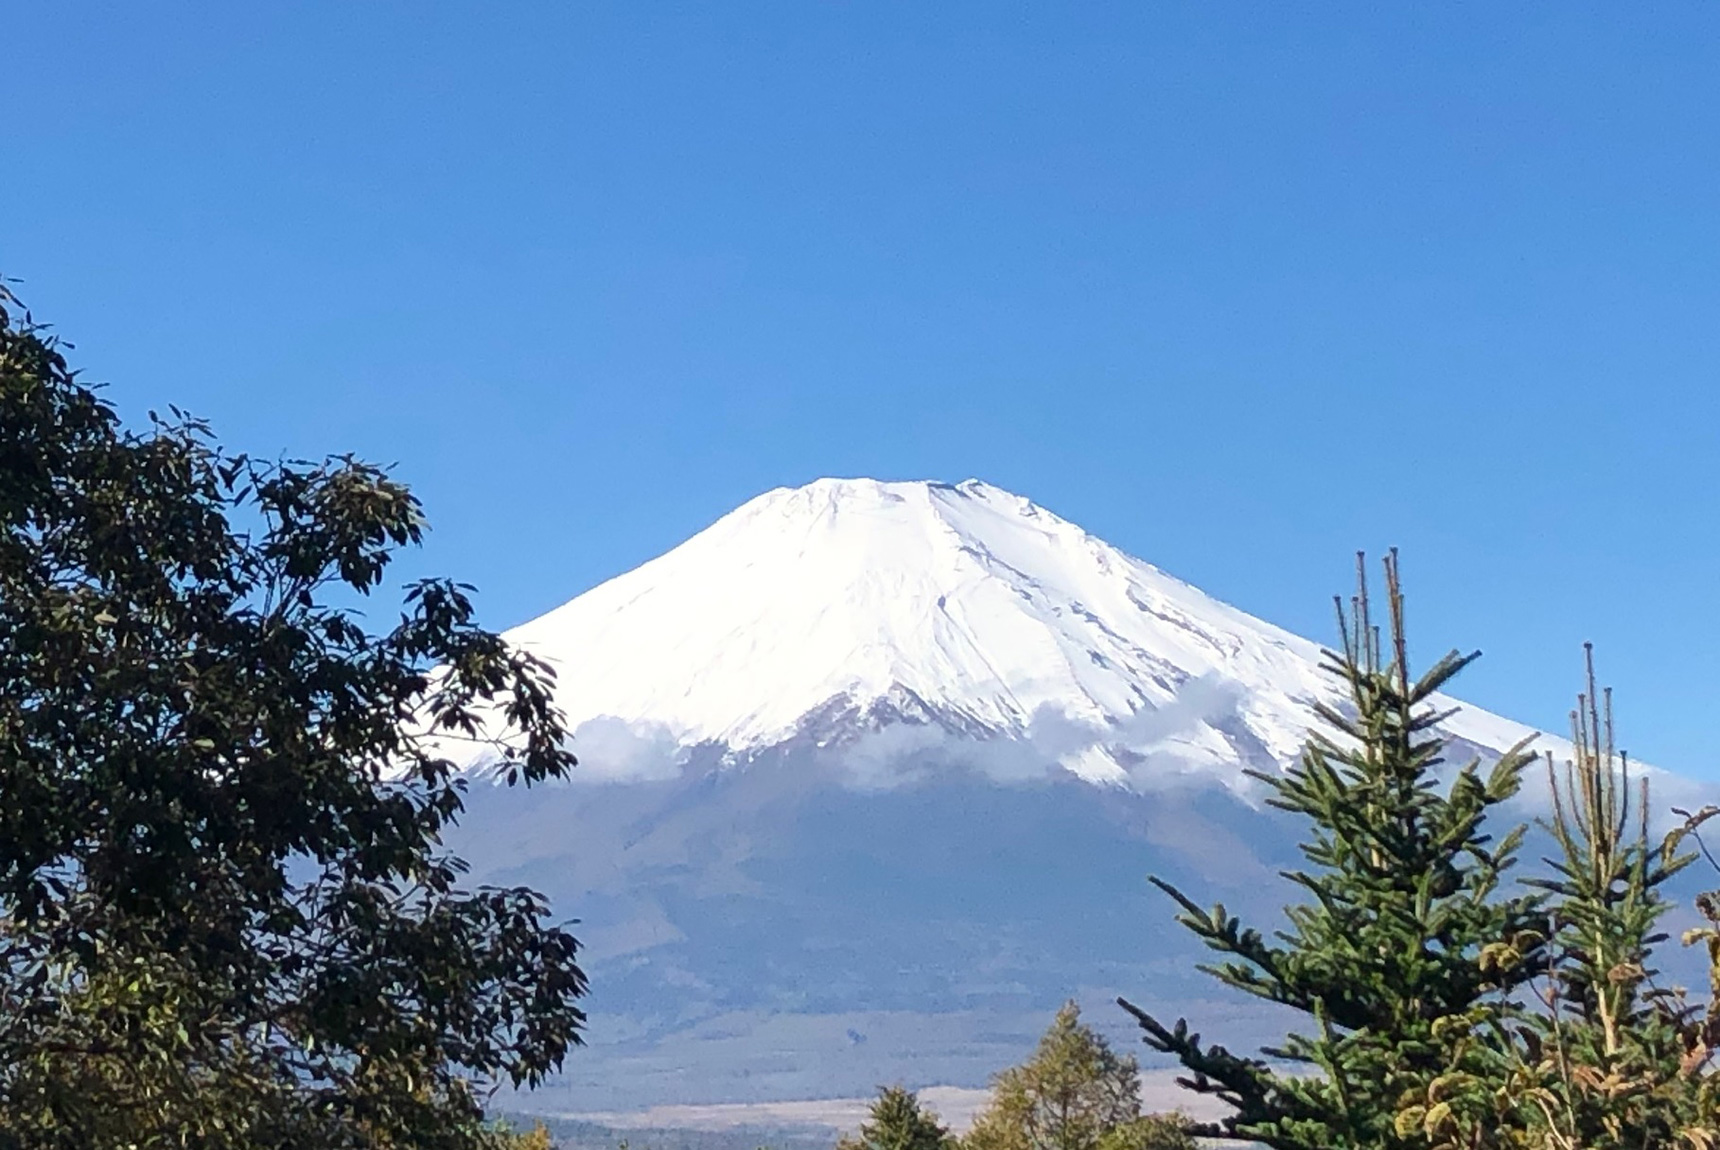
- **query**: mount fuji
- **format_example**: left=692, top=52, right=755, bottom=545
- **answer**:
left=457, top=477, right=1536, bottom=788
left=442, top=478, right=1705, bottom=1117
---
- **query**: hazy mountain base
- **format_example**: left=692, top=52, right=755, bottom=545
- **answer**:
left=448, top=747, right=1299, bottom=1111
left=495, top=1116, right=1234, bottom=1150
left=498, top=1074, right=1247, bottom=1148
left=492, top=1115, right=831, bottom=1150
left=441, top=731, right=1713, bottom=1116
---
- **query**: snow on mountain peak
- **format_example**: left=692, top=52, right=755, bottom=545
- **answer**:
left=479, top=477, right=1546, bottom=787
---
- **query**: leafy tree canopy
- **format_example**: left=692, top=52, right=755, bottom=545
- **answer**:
left=0, top=284, right=587, bottom=1148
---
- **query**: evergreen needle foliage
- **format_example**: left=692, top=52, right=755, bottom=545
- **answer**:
left=1120, top=553, right=1544, bottom=1149
left=838, top=1087, right=953, bottom=1150
left=0, top=284, right=587, bottom=1148
left=964, top=1003, right=1193, bottom=1150
left=1400, top=650, right=1719, bottom=1148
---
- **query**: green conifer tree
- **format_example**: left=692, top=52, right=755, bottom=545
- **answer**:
left=1120, top=553, right=1545, bottom=1149
left=964, top=1003, right=1193, bottom=1150
left=839, top=1087, right=952, bottom=1150
left=1529, top=649, right=1702, bottom=1144
left=1399, top=650, right=1716, bottom=1148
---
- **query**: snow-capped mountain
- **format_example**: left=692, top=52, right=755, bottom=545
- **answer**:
left=481, top=477, right=1536, bottom=789
left=445, top=478, right=1702, bottom=1117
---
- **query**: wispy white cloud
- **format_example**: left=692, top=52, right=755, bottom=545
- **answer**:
left=562, top=716, right=686, bottom=784
left=832, top=673, right=1252, bottom=793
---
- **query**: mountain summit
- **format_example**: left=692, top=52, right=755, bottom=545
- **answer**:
left=492, top=477, right=1533, bottom=786
left=450, top=479, right=1697, bottom=1113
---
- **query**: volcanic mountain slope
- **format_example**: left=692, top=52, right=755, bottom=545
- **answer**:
left=466, top=477, right=1538, bottom=787
left=441, top=478, right=1706, bottom=1114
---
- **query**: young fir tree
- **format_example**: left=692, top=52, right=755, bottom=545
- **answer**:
left=964, top=1003, right=1194, bottom=1150
left=1119, top=553, right=1545, bottom=1149
left=1529, top=649, right=1706, bottom=1145
left=838, top=1086, right=953, bottom=1150
left=1399, top=650, right=1716, bottom=1148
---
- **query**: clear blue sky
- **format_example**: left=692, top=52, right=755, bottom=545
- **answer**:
left=7, top=4, right=1720, bottom=778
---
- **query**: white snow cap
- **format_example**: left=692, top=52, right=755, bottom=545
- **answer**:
left=492, top=477, right=1544, bottom=786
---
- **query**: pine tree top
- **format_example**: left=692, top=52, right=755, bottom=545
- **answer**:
left=839, top=1087, right=952, bottom=1150
left=1121, top=553, right=1545, bottom=1150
